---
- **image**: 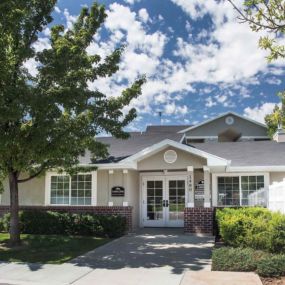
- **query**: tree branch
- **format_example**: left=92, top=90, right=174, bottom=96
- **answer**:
left=17, top=166, right=45, bottom=183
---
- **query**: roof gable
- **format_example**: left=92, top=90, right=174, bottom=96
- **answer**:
left=121, top=139, right=229, bottom=167
left=179, top=112, right=267, bottom=134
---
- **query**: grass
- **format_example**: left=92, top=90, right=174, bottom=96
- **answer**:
left=0, top=233, right=110, bottom=264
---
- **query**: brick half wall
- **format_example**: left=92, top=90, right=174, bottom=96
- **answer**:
left=0, top=206, right=133, bottom=232
left=184, top=207, right=214, bottom=234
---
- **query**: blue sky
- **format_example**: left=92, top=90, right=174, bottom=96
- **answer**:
left=28, top=0, right=285, bottom=131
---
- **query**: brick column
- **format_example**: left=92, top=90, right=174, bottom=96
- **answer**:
left=184, top=207, right=214, bottom=234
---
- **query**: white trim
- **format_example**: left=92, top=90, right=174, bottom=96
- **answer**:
left=45, top=171, right=98, bottom=206
left=212, top=172, right=270, bottom=207
left=140, top=173, right=187, bottom=227
left=178, top=111, right=267, bottom=133
left=227, top=166, right=285, bottom=172
left=91, top=170, right=97, bottom=206
left=121, top=139, right=229, bottom=167
left=204, top=202, right=211, bottom=208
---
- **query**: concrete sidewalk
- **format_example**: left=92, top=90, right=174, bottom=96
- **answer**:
left=0, top=230, right=263, bottom=285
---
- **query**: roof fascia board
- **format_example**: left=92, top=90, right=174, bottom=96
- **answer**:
left=178, top=111, right=267, bottom=133
left=227, top=165, right=285, bottom=172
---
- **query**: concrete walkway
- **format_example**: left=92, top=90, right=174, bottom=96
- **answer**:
left=0, top=229, right=262, bottom=285
left=0, top=229, right=213, bottom=285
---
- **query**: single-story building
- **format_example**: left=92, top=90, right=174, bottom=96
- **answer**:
left=1, top=112, right=285, bottom=233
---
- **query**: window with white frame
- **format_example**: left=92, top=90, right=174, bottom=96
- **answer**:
left=50, top=174, right=92, bottom=205
left=217, top=175, right=265, bottom=206
left=241, top=176, right=264, bottom=206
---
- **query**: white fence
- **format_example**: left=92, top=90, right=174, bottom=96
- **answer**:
left=268, top=179, right=285, bottom=214
left=248, top=188, right=268, bottom=207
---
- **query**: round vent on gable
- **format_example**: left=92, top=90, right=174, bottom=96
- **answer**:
left=164, top=150, right=177, bottom=164
left=225, top=116, right=235, bottom=125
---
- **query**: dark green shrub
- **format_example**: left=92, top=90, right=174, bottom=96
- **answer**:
left=216, top=207, right=285, bottom=253
left=257, top=255, right=285, bottom=277
left=98, top=215, right=127, bottom=238
left=212, top=247, right=267, bottom=272
left=1, top=211, right=127, bottom=237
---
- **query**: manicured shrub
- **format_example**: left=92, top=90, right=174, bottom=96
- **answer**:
left=256, top=255, right=285, bottom=277
left=0, top=211, right=127, bottom=238
left=212, top=247, right=267, bottom=272
left=98, top=215, right=127, bottom=238
left=216, top=207, right=285, bottom=253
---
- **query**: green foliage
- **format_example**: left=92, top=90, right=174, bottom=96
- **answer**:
left=212, top=247, right=285, bottom=277
left=0, top=0, right=145, bottom=244
left=216, top=207, right=285, bottom=253
left=0, top=211, right=127, bottom=238
left=0, top=0, right=145, bottom=194
left=265, top=94, right=285, bottom=138
left=212, top=247, right=267, bottom=272
left=257, top=255, right=285, bottom=277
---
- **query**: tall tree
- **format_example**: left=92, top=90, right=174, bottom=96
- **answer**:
left=0, top=0, right=145, bottom=246
left=227, top=0, right=285, bottom=134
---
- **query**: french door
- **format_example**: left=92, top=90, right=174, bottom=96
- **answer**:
left=141, top=175, right=187, bottom=227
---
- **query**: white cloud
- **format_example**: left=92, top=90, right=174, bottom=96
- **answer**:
left=170, top=0, right=285, bottom=86
left=244, top=102, right=281, bottom=123
left=23, top=58, right=38, bottom=77
left=138, top=8, right=150, bottom=23
left=63, top=8, right=78, bottom=30
left=54, top=6, right=61, bottom=13
left=205, top=97, right=217, bottom=108
left=32, top=37, right=51, bottom=52
left=164, top=102, right=188, bottom=115
left=124, top=0, right=141, bottom=4
left=265, top=77, right=282, bottom=85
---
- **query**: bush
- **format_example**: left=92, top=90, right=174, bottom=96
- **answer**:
left=257, top=255, right=285, bottom=277
left=216, top=207, right=285, bottom=253
left=212, top=247, right=285, bottom=277
left=0, top=211, right=127, bottom=238
left=212, top=247, right=267, bottom=272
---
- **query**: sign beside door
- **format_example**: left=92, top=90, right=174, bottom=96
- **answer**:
left=141, top=175, right=187, bottom=227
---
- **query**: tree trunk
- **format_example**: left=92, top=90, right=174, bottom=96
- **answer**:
left=8, top=171, right=21, bottom=246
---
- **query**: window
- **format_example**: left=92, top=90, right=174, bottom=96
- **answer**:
left=50, top=174, right=92, bottom=205
left=241, top=176, right=264, bottom=206
left=217, top=175, right=265, bottom=206
left=218, top=176, right=240, bottom=206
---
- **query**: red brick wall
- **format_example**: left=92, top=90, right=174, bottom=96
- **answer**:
left=184, top=207, right=214, bottom=234
left=0, top=206, right=133, bottom=232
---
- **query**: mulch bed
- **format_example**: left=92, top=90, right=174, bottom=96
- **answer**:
left=261, top=277, right=285, bottom=285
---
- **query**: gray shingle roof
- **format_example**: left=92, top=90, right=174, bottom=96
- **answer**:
left=192, top=141, right=285, bottom=166
left=95, top=132, right=184, bottom=163
left=145, top=125, right=192, bottom=133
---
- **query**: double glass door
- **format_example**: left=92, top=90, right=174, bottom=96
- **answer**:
left=142, top=175, right=187, bottom=227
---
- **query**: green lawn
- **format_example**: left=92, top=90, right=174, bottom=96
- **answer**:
left=0, top=233, right=110, bottom=264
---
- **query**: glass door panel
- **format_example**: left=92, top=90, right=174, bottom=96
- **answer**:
left=166, top=178, right=186, bottom=227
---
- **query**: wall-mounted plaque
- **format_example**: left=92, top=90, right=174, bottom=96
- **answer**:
left=111, top=186, right=125, bottom=197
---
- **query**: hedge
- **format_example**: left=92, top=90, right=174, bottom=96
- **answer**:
left=216, top=207, right=285, bottom=253
left=212, top=247, right=285, bottom=277
left=0, top=211, right=127, bottom=238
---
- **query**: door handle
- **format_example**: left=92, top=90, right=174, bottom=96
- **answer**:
left=163, top=200, right=169, bottom=207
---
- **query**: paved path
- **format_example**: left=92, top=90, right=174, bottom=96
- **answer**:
left=0, top=229, right=214, bottom=285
